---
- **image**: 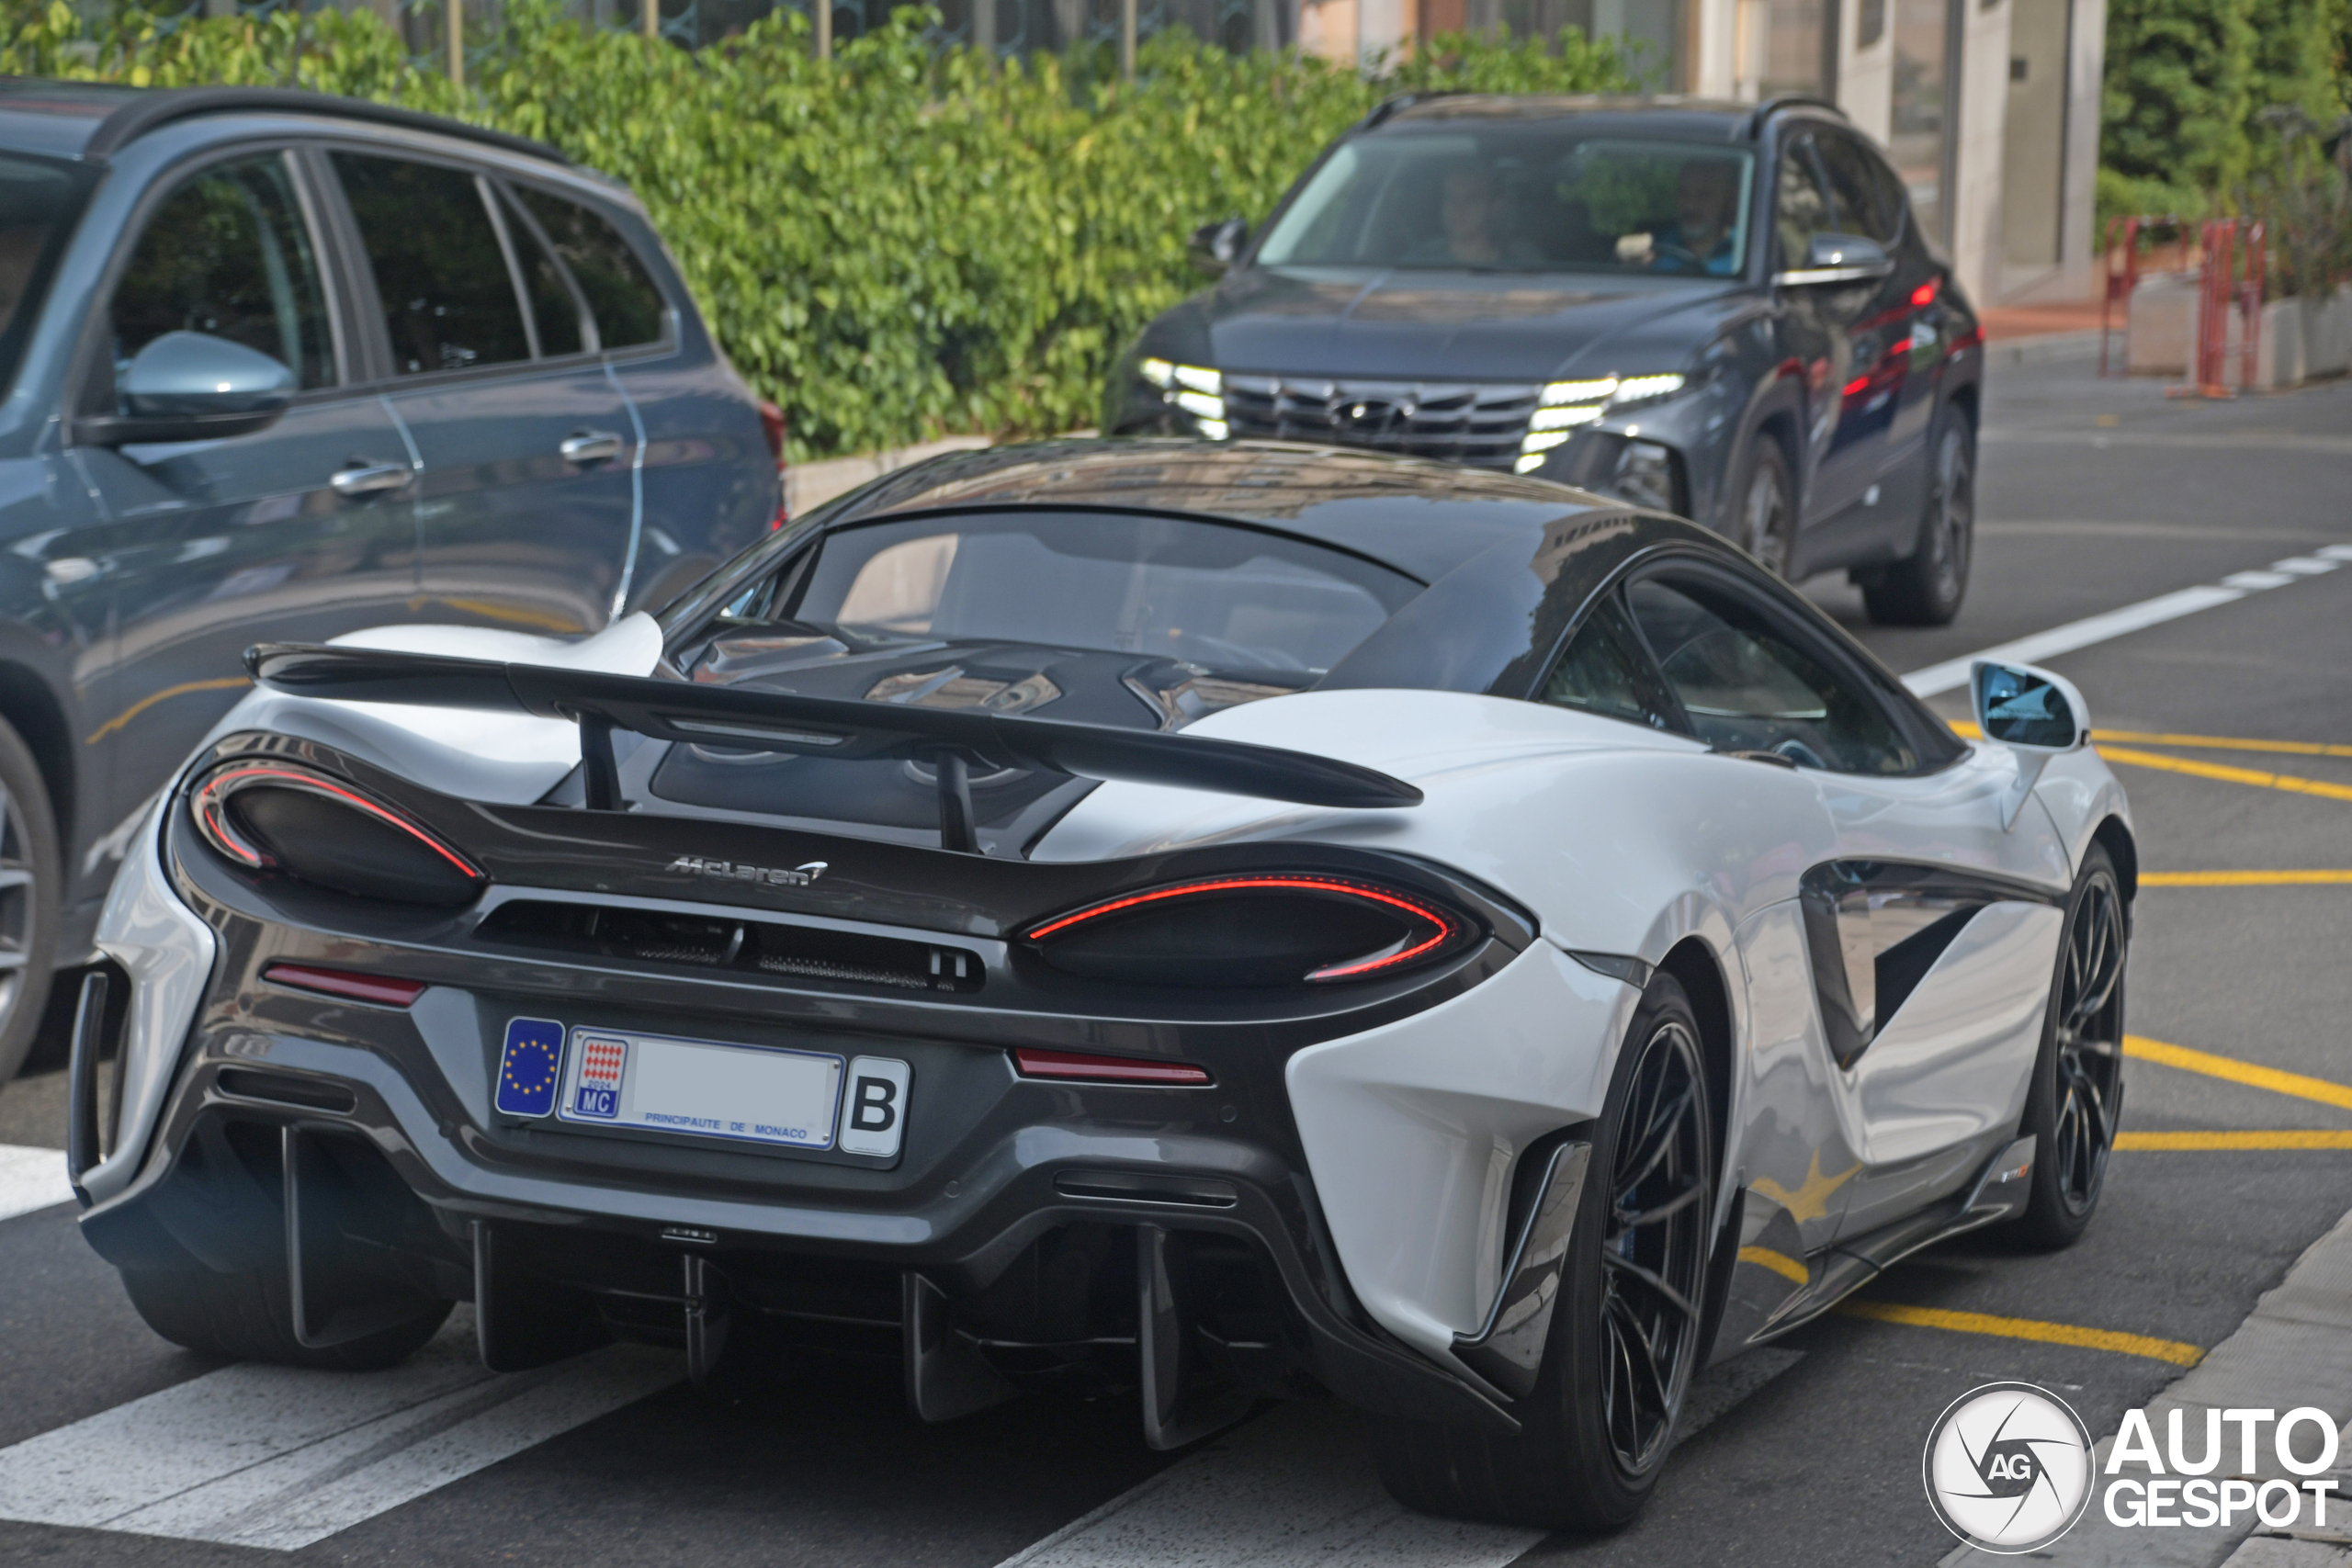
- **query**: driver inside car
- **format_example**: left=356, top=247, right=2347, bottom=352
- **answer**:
left=1646, top=158, right=1744, bottom=275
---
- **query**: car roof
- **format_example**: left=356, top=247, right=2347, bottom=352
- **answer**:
left=820, top=436, right=1641, bottom=584
left=0, top=80, right=567, bottom=165
left=1369, top=91, right=1839, bottom=145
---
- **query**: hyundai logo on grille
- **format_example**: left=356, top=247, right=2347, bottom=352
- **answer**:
left=1338, top=398, right=1408, bottom=438
left=667, top=856, right=828, bottom=887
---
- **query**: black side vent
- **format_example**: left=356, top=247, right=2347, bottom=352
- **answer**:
left=473, top=901, right=985, bottom=994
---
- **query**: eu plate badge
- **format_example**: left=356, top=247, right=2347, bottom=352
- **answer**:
left=495, top=1018, right=566, bottom=1117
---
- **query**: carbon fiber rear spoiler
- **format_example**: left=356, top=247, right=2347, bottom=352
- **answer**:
left=244, top=643, right=1421, bottom=852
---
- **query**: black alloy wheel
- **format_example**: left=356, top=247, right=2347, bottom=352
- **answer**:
left=1862, top=409, right=1975, bottom=626
left=1370, top=975, right=1717, bottom=1530
left=1737, top=438, right=1794, bottom=579
left=2015, top=844, right=2127, bottom=1247
left=1598, top=1013, right=1713, bottom=1474
left=0, top=715, right=59, bottom=1087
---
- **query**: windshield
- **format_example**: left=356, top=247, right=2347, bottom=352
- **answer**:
left=1254, top=132, right=1756, bottom=277
left=0, top=154, right=88, bottom=398
left=786, top=511, right=1419, bottom=675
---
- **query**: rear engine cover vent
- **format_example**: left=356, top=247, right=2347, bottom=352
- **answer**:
left=474, top=901, right=984, bottom=993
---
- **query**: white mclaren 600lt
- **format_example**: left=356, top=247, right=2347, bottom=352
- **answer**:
left=69, top=440, right=2132, bottom=1530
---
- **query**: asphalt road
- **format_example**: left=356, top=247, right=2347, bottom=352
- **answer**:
left=1, top=341, right=2348, bottom=1567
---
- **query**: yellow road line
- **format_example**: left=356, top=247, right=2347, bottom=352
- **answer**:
left=2098, top=745, right=2352, bottom=803
left=2118, top=1131, right=2352, bottom=1150
left=2096, top=728, right=2352, bottom=760
left=432, top=598, right=584, bottom=635
left=83, top=675, right=252, bottom=745
left=1737, top=1245, right=1809, bottom=1284
left=2125, top=1034, right=2352, bottom=1113
left=2141, top=871, right=2352, bottom=886
left=1835, top=1300, right=2204, bottom=1367
left=1946, top=718, right=2352, bottom=760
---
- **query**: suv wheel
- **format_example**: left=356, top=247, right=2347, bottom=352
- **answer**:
left=1862, top=408, right=1974, bottom=626
left=0, top=715, right=60, bottom=1087
left=1734, top=436, right=1794, bottom=579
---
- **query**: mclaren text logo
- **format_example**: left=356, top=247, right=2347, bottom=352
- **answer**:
left=1923, top=1382, right=2096, bottom=1553
left=666, top=856, right=829, bottom=888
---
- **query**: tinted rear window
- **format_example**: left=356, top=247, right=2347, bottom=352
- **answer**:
left=509, top=186, right=667, bottom=349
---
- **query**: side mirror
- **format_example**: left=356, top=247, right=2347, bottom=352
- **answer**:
left=1188, top=218, right=1248, bottom=278
left=77, top=331, right=296, bottom=447
left=1773, top=231, right=1895, bottom=287
left=1972, top=660, right=2088, bottom=829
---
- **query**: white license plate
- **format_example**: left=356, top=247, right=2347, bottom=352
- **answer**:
left=555, top=1026, right=846, bottom=1150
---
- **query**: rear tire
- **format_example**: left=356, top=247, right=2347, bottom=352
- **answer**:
left=122, top=1264, right=450, bottom=1371
left=1862, top=407, right=1974, bottom=626
left=1732, top=435, right=1795, bottom=580
left=1371, top=976, right=1717, bottom=1530
left=2012, top=844, right=2127, bottom=1250
left=0, top=714, right=60, bottom=1088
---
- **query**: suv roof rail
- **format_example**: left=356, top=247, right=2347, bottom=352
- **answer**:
left=1747, top=94, right=1846, bottom=135
left=1356, top=90, right=1465, bottom=132
left=82, top=86, right=569, bottom=166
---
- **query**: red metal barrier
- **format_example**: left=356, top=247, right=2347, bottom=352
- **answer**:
left=2099, top=215, right=2187, bottom=376
left=2188, top=219, right=2265, bottom=396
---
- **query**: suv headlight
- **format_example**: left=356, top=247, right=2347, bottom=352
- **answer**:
left=1140, top=358, right=1227, bottom=440
left=1516, top=372, right=1687, bottom=473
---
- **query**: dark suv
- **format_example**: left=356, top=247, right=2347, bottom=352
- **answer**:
left=0, top=84, right=779, bottom=1080
left=1108, top=95, right=1983, bottom=625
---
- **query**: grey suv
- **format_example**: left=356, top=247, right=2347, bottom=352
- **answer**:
left=0, top=84, right=780, bottom=1080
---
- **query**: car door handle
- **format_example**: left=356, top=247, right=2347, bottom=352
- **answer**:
left=329, top=460, right=411, bottom=498
left=560, top=431, right=627, bottom=465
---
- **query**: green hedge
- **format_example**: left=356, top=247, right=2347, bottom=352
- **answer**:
left=1, top=3, right=1637, bottom=459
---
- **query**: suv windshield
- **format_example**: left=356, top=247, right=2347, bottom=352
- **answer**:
left=784, top=511, right=1419, bottom=675
left=1255, top=131, right=1755, bottom=277
left=0, top=153, right=90, bottom=397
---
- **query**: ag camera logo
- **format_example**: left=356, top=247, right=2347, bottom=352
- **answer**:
left=1923, top=1382, right=2096, bottom=1553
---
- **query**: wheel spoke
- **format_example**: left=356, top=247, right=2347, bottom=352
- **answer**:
left=1602, top=1251, right=1699, bottom=1320
left=1606, top=1292, right=1676, bottom=1417
left=1615, top=1175, right=1705, bottom=1233
left=1618, top=1081, right=1693, bottom=1190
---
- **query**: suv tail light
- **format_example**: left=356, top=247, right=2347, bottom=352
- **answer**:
left=190, top=762, right=485, bottom=908
left=1023, top=874, right=1469, bottom=988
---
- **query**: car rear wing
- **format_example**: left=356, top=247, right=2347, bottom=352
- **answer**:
left=244, top=643, right=1421, bottom=852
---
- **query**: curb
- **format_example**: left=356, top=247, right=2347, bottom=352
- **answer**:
left=1984, top=329, right=2107, bottom=367
left=1939, top=1203, right=2352, bottom=1568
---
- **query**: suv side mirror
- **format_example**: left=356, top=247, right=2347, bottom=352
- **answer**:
left=77, top=331, right=296, bottom=447
left=1774, top=232, right=1895, bottom=287
left=1972, top=660, right=2087, bottom=829
left=1188, top=218, right=1248, bottom=278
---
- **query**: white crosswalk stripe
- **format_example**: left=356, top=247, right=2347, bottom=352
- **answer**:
left=0, top=1309, right=678, bottom=1551
left=993, top=1349, right=1804, bottom=1568
left=0, top=1143, right=73, bottom=1223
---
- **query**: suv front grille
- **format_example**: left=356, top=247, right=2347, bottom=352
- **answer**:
left=1221, top=376, right=1541, bottom=468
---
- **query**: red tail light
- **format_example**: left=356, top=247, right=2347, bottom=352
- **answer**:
left=190, top=762, right=486, bottom=908
left=1023, top=874, right=1469, bottom=987
left=1013, top=1048, right=1212, bottom=1085
left=262, top=964, right=427, bottom=1008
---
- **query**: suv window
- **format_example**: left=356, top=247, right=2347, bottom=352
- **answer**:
left=1813, top=132, right=1904, bottom=245
left=1625, top=573, right=1918, bottom=774
left=1542, top=589, right=1682, bottom=731
left=106, top=152, right=334, bottom=398
left=332, top=152, right=531, bottom=377
left=507, top=186, right=666, bottom=348
left=1772, top=132, right=1838, bottom=267
left=498, top=188, right=587, bottom=357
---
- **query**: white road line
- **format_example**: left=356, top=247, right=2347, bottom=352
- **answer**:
left=1901, top=543, right=2352, bottom=698
left=0, top=1143, right=72, bottom=1223
left=0, top=1309, right=678, bottom=1551
left=993, top=1349, right=1804, bottom=1568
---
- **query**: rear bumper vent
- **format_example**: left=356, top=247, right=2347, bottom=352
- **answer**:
left=472, top=900, right=985, bottom=994
left=216, top=1068, right=359, bottom=1113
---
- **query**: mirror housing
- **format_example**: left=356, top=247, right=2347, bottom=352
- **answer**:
left=77, top=331, right=296, bottom=447
left=1972, top=660, right=2088, bottom=829
left=1188, top=218, right=1248, bottom=278
left=1773, top=232, right=1895, bottom=287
